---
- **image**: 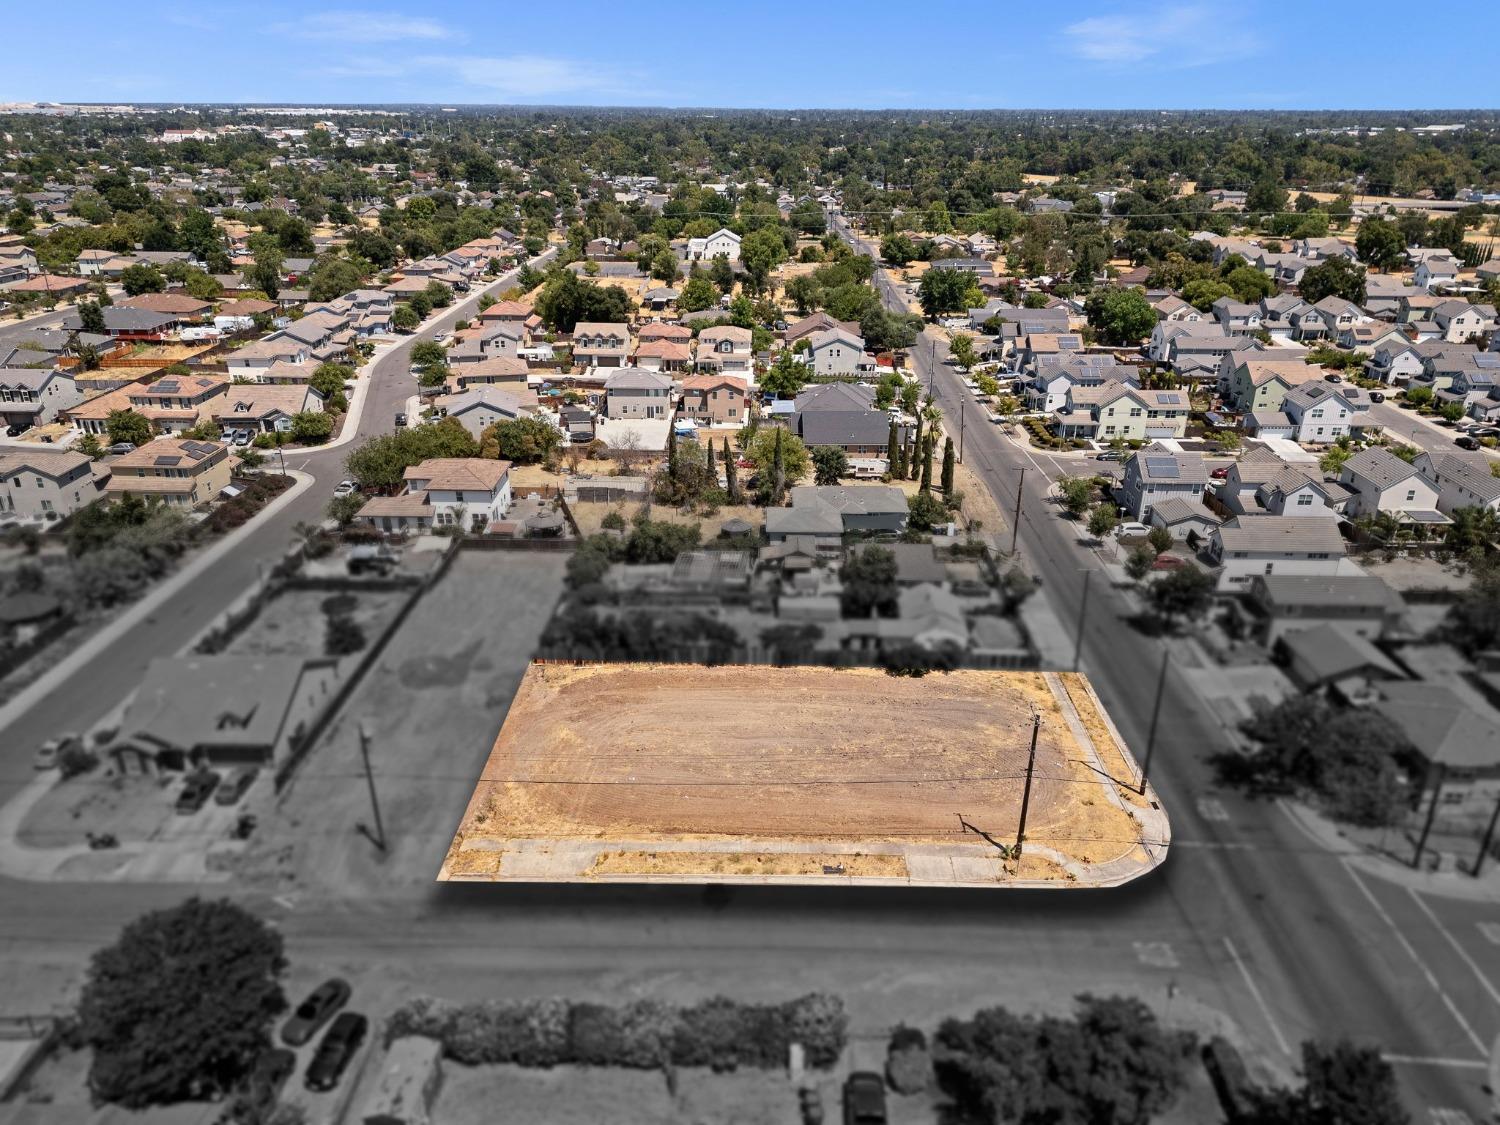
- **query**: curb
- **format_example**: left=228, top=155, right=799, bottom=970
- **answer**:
left=0, top=470, right=316, bottom=738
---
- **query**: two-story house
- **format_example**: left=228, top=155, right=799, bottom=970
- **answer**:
left=1431, top=300, right=1498, bottom=344
left=125, top=374, right=229, bottom=434
left=571, top=322, right=631, bottom=369
left=806, top=327, right=869, bottom=378
left=1207, top=515, right=1358, bottom=591
left=1225, top=359, right=1323, bottom=412
left=227, top=336, right=313, bottom=380
left=102, top=438, right=233, bottom=508
left=677, top=375, right=746, bottom=426
left=1413, top=451, right=1500, bottom=515
left=696, top=326, right=754, bottom=375
left=212, top=384, right=326, bottom=437
left=0, top=449, right=98, bottom=522
left=1364, top=338, right=1425, bottom=386
left=603, top=368, right=674, bottom=419
left=1211, top=298, right=1262, bottom=335
left=356, top=457, right=511, bottom=534
left=0, top=368, right=84, bottom=433
left=685, top=228, right=741, bottom=262
left=1281, top=381, right=1355, bottom=444
left=1117, top=446, right=1210, bottom=522
left=1054, top=382, right=1190, bottom=442
left=1339, top=447, right=1445, bottom=525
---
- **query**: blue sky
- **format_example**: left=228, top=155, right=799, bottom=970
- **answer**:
left=7, top=1, right=1497, bottom=109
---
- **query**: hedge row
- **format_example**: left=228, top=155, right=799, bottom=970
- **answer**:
left=386, top=993, right=847, bottom=1072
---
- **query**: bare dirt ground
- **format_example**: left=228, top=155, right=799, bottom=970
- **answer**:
left=571, top=499, right=765, bottom=540
left=445, top=665, right=1145, bottom=876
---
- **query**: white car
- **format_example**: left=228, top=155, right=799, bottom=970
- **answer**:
left=432, top=332, right=450, bottom=345
left=1114, top=522, right=1152, bottom=539
left=333, top=480, right=358, bottom=498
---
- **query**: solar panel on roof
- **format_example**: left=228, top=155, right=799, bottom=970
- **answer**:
left=1145, top=458, right=1179, bottom=478
left=1160, top=393, right=1182, bottom=403
left=153, top=455, right=181, bottom=467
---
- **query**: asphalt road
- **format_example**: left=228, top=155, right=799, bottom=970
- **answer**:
left=839, top=217, right=1500, bottom=1119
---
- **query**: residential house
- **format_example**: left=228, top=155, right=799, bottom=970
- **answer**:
left=1214, top=447, right=1341, bottom=519
left=1339, top=447, right=1445, bottom=527
left=104, top=655, right=340, bottom=773
left=603, top=367, right=674, bottom=419
left=1373, top=682, right=1500, bottom=809
left=1207, top=515, right=1358, bottom=590
left=766, top=485, right=907, bottom=542
left=783, top=312, right=860, bottom=347
left=678, top=375, right=746, bottom=426
left=634, top=339, right=693, bottom=373
left=1308, top=296, right=1365, bottom=340
left=1258, top=294, right=1308, bottom=334
left=103, top=438, right=233, bottom=508
left=124, top=374, right=229, bottom=434
left=0, top=448, right=98, bottom=522
left=1279, top=625, right=1408, bottom=695
left=1225, top=359, right=1323, bottom=413
left=357, top=457, right=512, bottom=533
left=572, top=322, right=631, bottom=368
left=212, top=384, right=326, bottom=436
left=1365, top=338, right=1425, bottom=386
left=1413, top=451, right=1500, bottom=515
left=434, top=387, right=537, bottom=439
left=697, top=326, right=754, bottom=375
left=60, top=306, right=177, bottom=341
left=1147, top=497, right=1222, bottom=542
left=806, top=327, right=869, bottom=378
left=1117, top=445, right=1210, bottom=522
left=0, top=368, right=84, bottom=431
left=450, top=357, right=531, bottom=391
left=685, top=228, right=742, bottom=262
left=1212, top=298, right=1262, bottom=335
left=1054, top=382, right=1190, bottom=442
left=227, top=335, right=312, bottom=378
left=1339, top=321, right=1408, bottom=353
left=1432, top=300, right=1498, bottom=344
left=1153, top=295, right=1205, bottom=324
left=1415, top=257, right=1460, bottom=291
left=1281, top=381, right=1355, bottom=443
left=1247, top=574, right=1406, bottom=645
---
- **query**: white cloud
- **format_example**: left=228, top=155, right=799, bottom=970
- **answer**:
left=281, top=10, right=454, bottom=43
left=1063, top=5, right=1261, bottom=66
left=418, top=54, right=645, bottom=101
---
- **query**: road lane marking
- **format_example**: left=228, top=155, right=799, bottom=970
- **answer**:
left=1480, top=923, right=1500, bottom=946
left=1383, top=1055, right=1488, bottom=1070
left=1407, top=889, right=1500, bottom=1010
left=1342, top=861, right=1487, bottom=1055
left=1196, top=797, right=1231, bottom=822
left=1133, top=941, right=1179, bottom=969
left=1222, top=936, right=1292, bottom=1056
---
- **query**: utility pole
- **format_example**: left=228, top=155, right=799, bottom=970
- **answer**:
left=1073, top=570, right=1092, bottom=672
left=1009, top=467, right=1026, bottom=556
left=356, top=721, right=388, bottom=853
left=1413, top=764, right=1447, bottom=870
left=1136, top=648, right=1170, bottom=796
left=1014, top=709, right=1042, bottom=862
left=958, top=397, right=966, bottom=464
left=1474, top=793, right=1500, bottom=878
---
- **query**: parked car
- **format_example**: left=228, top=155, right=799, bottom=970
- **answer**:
left=107, top=442, right=136, bottom=456
left=1456, top=435, right=1482, bottom=450
left=332, top=480, right=358, bottom=498
left=34, top=733, right=82, bottom=771
left=239, top=1048, right=296, bottom=1122
left=282, top=978, right=352, bottom=1047
left=1095, top=449, right=1126, bottom=462
left=394, top=412, right=408, bottom=428
left=1369, top=391, right=1386, bottom=403
left=1151, top=553, right=1187, bottom=570
left=1210, top=466, right=1231, bottom=479
left=174, top=769, right=221, bottom=814
left=214, top=767, right=259, bottom=806
left=1114, top=521, right=1152, bottom=539
left=842, top=1072, right=888, bottom=1125
left=304, top=1011, right=368, bottom=1092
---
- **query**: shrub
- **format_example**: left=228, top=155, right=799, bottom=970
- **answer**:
left=59, top=742, right=100, bottom=780
left=324, top=613, right=366, bottom=657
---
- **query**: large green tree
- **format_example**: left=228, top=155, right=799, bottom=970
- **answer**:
left=78, top=898, right=288, bottom=1107
left=917, top=267, right=971, bottom=318
left=1299, top=256, right=1367, bottom=304
left=1084, top=288, right=1156, bottom=346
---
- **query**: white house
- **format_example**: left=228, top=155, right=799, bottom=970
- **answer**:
left=1281, top=382, right=1354, bottom=444
left=1413, top=451, right=1500, bottom=515
left=434, top=386, right=535, bottom=439
left=1117, top=445, right=1210, bottom=522
left=1207, top=515, right=1360, bottom=591
left=356, top=457, right=511, bottom=533
left=806, top=327, right=868, bottom=378
left=0, top=449, right=97, bottom=522
left=686, top=228, right=742, bottom=262
left=1339, top=447, right=1444, bottom=523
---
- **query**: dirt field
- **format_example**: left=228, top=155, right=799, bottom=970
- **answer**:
left=443, top=664, right=1151, bottom=883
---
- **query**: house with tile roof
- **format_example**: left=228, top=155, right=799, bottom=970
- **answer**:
left=1117, top=445, right=1210, bottom=522
left=356, top=457, right=512, bottom=533
left=1339, top=447, right=1445, bottom=526
left=0, top=448, right=99, bottom=521
left=103, top=438, right=233, bottom=508
left=678, top=375, right=746, bottom=426
left=1207, top=514, right=1359, bottom=590
left=212, top=383, right=326, bottom=436
left=1281, top=381, right=1354, bottom=443
left=1413, top=451, right=1500, bottom=515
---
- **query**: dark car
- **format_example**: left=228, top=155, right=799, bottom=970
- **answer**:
left=282, top=978, right=351, bottom=1047
left=238, top=1048, right=295, bottom=1122
left=843, top=1072, right=888, bottom=1125
left=394, top=412, right=408, bottom=428
left=214, top=767, right=259, bottom=806
left=1095, top=449, right=1126, bottom=461
left=1369, top=391, right=1386, bottom=403
left=174, top=769, right=220, bottom=814
left=1456, top=435, right=1482, bottom=450
left=304, top=1012, right=368, bottom=1092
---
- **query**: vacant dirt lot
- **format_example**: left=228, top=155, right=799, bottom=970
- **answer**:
left=445, top=665, right=1145, bottom=881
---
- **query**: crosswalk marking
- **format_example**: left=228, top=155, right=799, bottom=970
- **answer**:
left=1133, top=941, right=1179, bottom=969
left=1477, top=922, right=1500, bottom=946
left=1197, top=797, right=1230, bottom=822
